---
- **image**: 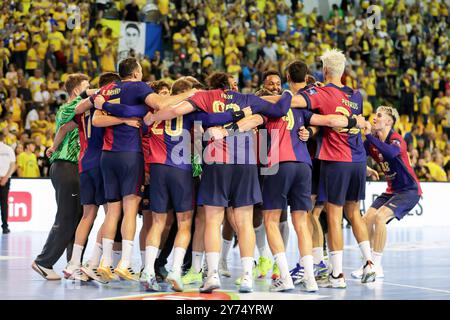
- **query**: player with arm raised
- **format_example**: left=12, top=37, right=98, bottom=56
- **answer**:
left=351, top=106, right=422, bottom=279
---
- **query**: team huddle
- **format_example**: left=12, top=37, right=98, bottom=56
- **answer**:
left=31, top=49, right=422, bottom=294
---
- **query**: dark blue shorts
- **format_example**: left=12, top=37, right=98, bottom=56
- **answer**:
left=198, top=164, right=262, bottom=208
left=371, top=192, right=421, bottom=221
left=101, top=151, right=144, bottom=202
left=150, top=164, right=193, bottom=213
left=80, top=167, right=106, bottom=206
left=262, top=162, right=312, bottom=211
left=320, top=161, right=366, bottom=206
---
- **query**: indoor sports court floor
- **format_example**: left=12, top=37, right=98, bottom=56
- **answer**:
left=1, top=226, right=450, bottom=300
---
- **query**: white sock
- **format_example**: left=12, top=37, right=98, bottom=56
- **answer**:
left=373, top=251, right=383, bottom=267
left=279, top=221, right=290, bottom=249
left=220, top=239, right=232, bottom=262
left=312, top=247, right=324, bottom=264
left=255, top=223, right=271, bottom=257
left=88, top=242, right=102, bottom=267
left=101, top=238, right=114, bottom=266
left=157, top=249, right=161, bottom=259
left=120, top=240, right=134, bottom=269
left=140, top=250, right=145, bottom=268
left=274, top=252, right=289, bottom=279
left=206, top=252, right=220, bottom=277
left=112, top=250, right=121, bottom=268
left=241, top=256, right=254, bottom=277
left=144, top=246, right=159, bottom=275
left=70, top=244, right=84, bottom=265
left=301, top=255, right=314, bottom=280
left=329, top=250, right=343, bottom=277
left=192, top=251, right=204, bottom=273
left=171, top=247, right=186, bottom=274
left=358, top=241, right=373, bottom=262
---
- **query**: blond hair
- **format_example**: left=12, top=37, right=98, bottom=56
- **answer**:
left=320, top=49, right=346, bottom=78
left=376, top=105, right=400, bottom=125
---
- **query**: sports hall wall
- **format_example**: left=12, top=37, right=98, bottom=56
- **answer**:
left=7, top=179, right=450, bottom=232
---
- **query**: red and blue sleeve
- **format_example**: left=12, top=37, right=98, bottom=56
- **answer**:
left=102, top=103, right=149, bottom=118
left=298, top=87, right=323, bottom=111
left=248, top=91, right=292, bottom=118
left=187, top=91, right=211, bottom=112
left=366, top=134, right=400, bottom=160
left=191, top=110, right=234, bottom=127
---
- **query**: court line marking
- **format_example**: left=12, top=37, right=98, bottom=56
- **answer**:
left=346, top=278, right=450, bottom=295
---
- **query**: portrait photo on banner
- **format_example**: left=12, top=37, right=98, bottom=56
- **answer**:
left=118, top=21, right=146, bottom=62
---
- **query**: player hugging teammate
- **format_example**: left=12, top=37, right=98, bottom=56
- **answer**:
left=34, top=50, right=422, bottom=295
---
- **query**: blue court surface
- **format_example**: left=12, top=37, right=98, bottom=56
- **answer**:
left=1, top=226, right=450, bottom=300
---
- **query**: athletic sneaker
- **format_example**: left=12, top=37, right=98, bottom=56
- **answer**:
left=235, top=263, right=257, bottom=285
left=140, top=271, right=160, bottom=292
left=31, top=261, right=61, bottom=281
left=219, top=259, right=231, bottom=278
left=270, top=277, right=294, bottom=292
left=167, top=271, right=184, bottom=292
left=361, top=260, right=376, bottom=283
left=289, top=263, right=304, bottom=285
left=114, top=266, right=140, bottom=282
left=299, top=277, right=319, bottom=292
left=314, top=261, right=328, bottom=280
left=271, top=263, right=280, bottom=280
left=63, top=261, right=81, bottom=279
left=257, top=256, right=273, bottom=278
left=70, top=268, right=90, bottom=282
left=97, top=260, right=116, bottom=282
left=352, top=265, right=384, bottom=279
left=239, top=274, right=253, bottom=293
left=182, top=267, right=203, bottom=285
left=329, top=273, right=347, bottom=289
left=199, top=274, right=221, bottom=293
left=81, top=262, right=108, bottom=284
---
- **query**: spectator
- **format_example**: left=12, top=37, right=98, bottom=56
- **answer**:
left=17, top=141, right=40, bottom=178
left=123, top=0, right=140, bottom=22
left=0, top=131, right=16, bottom=234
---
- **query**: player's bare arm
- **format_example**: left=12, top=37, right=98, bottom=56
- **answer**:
left=144, top=101, right=196, bottom=125
left=92, top=110, right=141, bottom=128
left=46, top=121, right=77, bottom=158
left=144, top=88, right=197, bottom=111
left=74, top=98, right=93, bottom=115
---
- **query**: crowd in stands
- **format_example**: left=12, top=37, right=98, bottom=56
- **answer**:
left=0, top=0, right=449, bottom=181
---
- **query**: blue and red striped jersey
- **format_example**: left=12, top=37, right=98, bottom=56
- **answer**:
left=365, top=130, right=422, bottom=195
left=100, top=81, right=153, bottom=153
left=74, top=107, right=104, bottom=173
left=299, top=84, right=366, bottom=163
left=188, top=89, right=291, bottom=165
left=148, top=111, right=234, bottom=170
left=265, top=107, right=313, bottom=167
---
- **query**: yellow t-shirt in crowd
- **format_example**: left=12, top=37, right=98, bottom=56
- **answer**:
left=158, top=0, right=169, bottom=15
left=48, top=31, right=65, bottom=51
left=28, top=77, right=45, bottom=95
left=25, top=47, right=39, bottom=70
left=426, top=161, right=447, bottom=181
left=17, top=152, right=40, bottom=178
left=421, top=96, right=431, bottom=115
